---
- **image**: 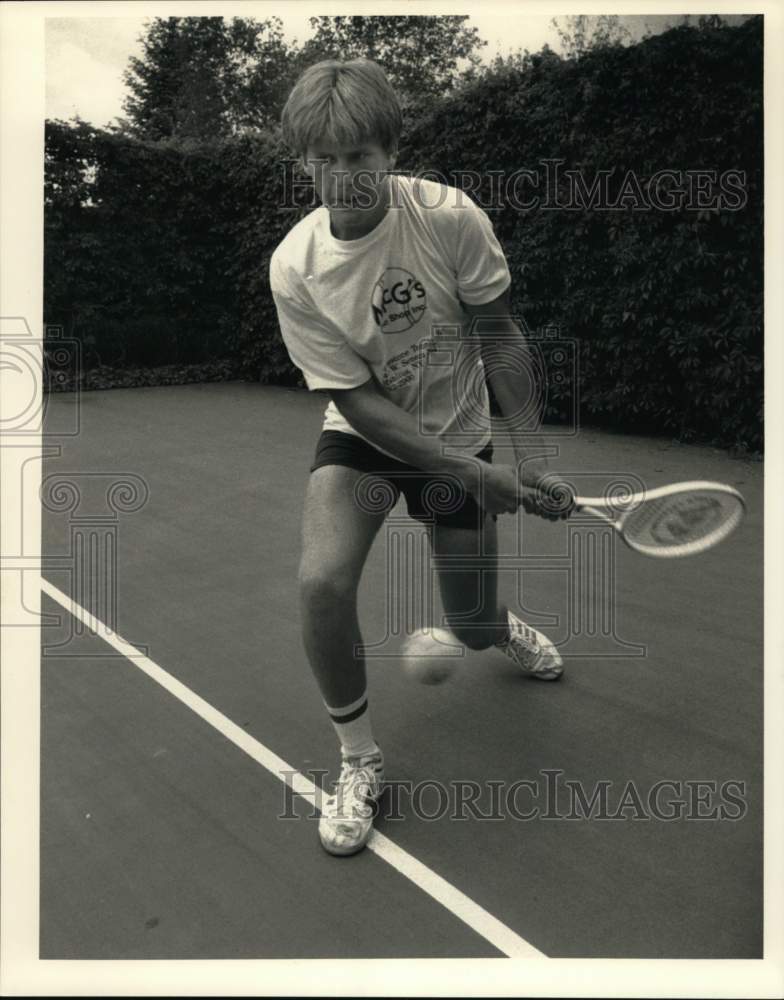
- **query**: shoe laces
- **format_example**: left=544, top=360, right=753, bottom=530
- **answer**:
left=498, top=618, right=540, bottom=652
left=323, top=754, right=382, bottom=820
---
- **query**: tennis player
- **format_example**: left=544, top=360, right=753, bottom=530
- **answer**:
left=270, top=59, right=574, bottom=856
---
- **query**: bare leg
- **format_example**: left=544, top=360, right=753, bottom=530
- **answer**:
left=427, top=512, right=509, bottom=650
left=298, top=465, right=392, bottom=707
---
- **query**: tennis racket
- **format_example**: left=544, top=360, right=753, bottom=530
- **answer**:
left=566, top=480, right=746, bottom=558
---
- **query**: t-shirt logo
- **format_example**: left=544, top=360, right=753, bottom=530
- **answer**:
left=371, top=267, right=427, bottom=333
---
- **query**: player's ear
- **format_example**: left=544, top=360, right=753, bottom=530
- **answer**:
left=387, top=147, right=398, bottom=170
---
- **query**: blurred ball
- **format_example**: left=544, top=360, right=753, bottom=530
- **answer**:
left=400, top=628, right=463, bottom=685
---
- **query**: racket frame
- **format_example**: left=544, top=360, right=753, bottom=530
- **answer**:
left=572, top=480, right=746, bottom=558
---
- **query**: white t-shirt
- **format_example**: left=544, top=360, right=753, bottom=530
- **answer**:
left=269, top=174, right=511, bottom=458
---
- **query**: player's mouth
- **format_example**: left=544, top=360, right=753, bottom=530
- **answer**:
left=327, top=195, right=366, bottom=209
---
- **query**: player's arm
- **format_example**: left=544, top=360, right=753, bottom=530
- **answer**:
left=268, top=257, right=515, bottom=508
left=327, top=380, right=522, bottom=516
left=463, top=289, right=574, bottom=518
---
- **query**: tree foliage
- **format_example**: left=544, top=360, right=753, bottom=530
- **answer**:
left=299, top=16, right=486, bottom=103
left=120, top=16, right=293, bottom=139
left=551, top=15, right=632, bottom=59
left=119, top=15, right=486, bottom=139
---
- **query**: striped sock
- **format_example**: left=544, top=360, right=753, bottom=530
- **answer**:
left=325, top=692, right=378, bottom=759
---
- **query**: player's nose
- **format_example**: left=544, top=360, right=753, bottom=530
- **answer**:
left=331, top=168, right=358, bottom=200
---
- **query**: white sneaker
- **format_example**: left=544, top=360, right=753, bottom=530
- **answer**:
left=318, top=748, right=385, bottom=856
left=496, top=611, right=564, bottom=680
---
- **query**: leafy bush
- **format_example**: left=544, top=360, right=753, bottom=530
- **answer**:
left=45, top=122, right=308, bottom=383
left=401, top=17, right=762, bottom=451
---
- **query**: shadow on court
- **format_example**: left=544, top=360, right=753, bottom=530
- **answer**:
left=40, top=383, right=763, bottom=958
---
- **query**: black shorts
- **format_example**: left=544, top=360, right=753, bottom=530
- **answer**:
left=310, top=430, right=496, bottom=529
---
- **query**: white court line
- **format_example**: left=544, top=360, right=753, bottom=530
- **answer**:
left=41, top=577, right=546, bottom=960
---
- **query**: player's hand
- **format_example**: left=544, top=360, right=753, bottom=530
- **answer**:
left=519, top=462, right=576, bottom=521
left=469, top=462, right=524, bottom=516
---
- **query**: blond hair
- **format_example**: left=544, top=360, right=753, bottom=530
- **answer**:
left=281, top=59, right=402, bottom=156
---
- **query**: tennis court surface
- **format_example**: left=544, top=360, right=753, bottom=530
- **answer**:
left=40, top=383, right=763, bottom=959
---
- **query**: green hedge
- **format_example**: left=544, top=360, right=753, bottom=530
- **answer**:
left=45, top=123, right=308, bottom=381
left=44, top=17, right=762, bottom=451
left=400, top=17, right=762, bottom=450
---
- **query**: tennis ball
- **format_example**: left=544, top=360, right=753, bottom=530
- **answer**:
left=400, top=628, right=464, bottom=685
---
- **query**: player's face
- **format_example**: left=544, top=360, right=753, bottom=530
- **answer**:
left=303, top=138, right=396, bottom=218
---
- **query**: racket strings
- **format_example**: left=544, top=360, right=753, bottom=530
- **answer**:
left=621, top=490, right=744, bottom=555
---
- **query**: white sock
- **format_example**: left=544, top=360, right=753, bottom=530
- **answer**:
left=325, top=691, right=378, bottom=759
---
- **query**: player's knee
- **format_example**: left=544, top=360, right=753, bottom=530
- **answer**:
left=298, top=565, right=357, bottom=614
